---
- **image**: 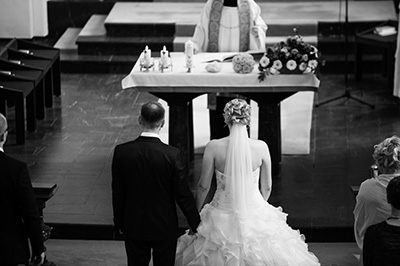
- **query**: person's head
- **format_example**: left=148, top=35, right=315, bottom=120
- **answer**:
left=372, top=136, right=400, bottom=174
left=387, top=175, right=400, bottom=211
left=139, top=101, right=165, bottom=131
left=0, top=113, right=8, bottom=146
left=223, top=98, right=251, bottom=127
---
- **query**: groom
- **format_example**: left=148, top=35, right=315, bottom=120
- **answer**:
left=112, top=101, right=200, bottom=266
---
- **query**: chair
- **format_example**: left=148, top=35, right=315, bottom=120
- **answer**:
left=354, top=20, right=398, bottom=89
left=0, top=81, right=36, bottom=144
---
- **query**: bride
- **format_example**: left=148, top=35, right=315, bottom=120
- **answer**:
left=175, top=98, right=320, bottom=265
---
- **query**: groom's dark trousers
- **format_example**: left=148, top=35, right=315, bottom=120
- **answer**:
left=112, top=136, right=201, bottom=266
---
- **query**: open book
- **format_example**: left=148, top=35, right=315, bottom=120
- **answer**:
left=202, top=50, right=265, bottom=63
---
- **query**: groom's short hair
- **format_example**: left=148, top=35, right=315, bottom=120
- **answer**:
left=140, top=101, right=165, bottom=128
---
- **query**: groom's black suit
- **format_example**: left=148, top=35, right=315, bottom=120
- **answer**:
left=0, top=151, right=44, bottom=265
left=112, top=135, right=200, bottom=266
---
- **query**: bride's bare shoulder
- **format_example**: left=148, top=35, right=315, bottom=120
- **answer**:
left=205, top=138, right=228, bottom=153
left=249, top=138, right=269, bottom=151
left=207, top=137, right=229, bottom=147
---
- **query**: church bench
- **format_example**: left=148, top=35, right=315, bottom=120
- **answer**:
left=7, top=39, right=61, bottom=97
left=0, top=59, right=46, bottom=120
left=2, top=49, right=55, bottom=108
left=0, top=81, right=36, bottom=144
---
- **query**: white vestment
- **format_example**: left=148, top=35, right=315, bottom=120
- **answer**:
left=191, top=0, right=267, bottom=53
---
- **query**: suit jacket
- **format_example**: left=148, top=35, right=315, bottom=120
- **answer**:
left=0, top=151, right=44, bottom=265
left=112, top=136, right=200, bottom=241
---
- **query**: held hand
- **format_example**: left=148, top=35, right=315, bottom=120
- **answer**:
left=31, top=252, right=45, bottom=266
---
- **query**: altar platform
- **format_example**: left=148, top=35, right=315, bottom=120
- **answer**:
left=50, top=0, right=397, bottom=74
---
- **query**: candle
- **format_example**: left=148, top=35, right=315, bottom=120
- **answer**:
left=160, top=46, right=169, bottom=66
left=143, top=46, right=151, bottom=66
left=185, top=40, right=194, bottom=69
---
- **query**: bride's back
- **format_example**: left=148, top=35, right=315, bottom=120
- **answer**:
left=212, top=137, right=265, bottom=174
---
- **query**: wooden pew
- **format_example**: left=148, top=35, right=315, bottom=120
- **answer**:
left=0, top=81, right=36, bottom=144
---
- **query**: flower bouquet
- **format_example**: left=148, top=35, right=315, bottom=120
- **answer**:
left=258, top=35, right=320, bottom=82
left=232, top=53, right=256, bottom=74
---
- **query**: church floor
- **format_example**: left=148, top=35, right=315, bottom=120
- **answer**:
left=3, top=72, right=400, bottom=242
left=43, top=239, right=360, bottom=266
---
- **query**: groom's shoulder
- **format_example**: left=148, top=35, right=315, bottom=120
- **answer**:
left=114, top=139, right=139, bottom=151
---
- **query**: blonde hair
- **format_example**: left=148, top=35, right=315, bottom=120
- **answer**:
left=373, top=136, right=400, bottom=174
left=223, top=98, right=251, bottom=126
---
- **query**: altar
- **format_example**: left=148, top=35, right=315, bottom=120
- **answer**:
left=121, top=52, right=320, bottom=175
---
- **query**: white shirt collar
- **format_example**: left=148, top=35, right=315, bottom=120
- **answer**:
left=140, top=132, right=161, bottom=139
left=0, top=147, right=3, bottom=152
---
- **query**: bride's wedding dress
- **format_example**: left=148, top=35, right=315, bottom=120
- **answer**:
left=175, top=124, right=320, bottom=266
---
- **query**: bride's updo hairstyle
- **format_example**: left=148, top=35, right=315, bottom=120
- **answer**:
left=372, top=135, right=400, bottom=174
left=223, top=98, right=251, bottom=126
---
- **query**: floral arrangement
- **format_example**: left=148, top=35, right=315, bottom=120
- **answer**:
left=232, top=53, right=256, bottom=74
left=258, top=35, right=319, bottom=82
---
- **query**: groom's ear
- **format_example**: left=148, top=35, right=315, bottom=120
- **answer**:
left=138, top=116, right=142, bottom=125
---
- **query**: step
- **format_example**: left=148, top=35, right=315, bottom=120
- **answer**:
left=77, top=35, right=175, bottom=55
left=76, top=14, right=175, bottom=55
left=56, top=27, right=137, bottom=73
left=79, top=14, right=107, bottom=37
left=173, top=35, right=318, bottom=53
left=54, top=28, right=80, bottom=52
left=175, top=22, right=318, bottom=38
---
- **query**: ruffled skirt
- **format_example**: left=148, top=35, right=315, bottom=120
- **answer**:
left=175, top=201, right=320, bottom=266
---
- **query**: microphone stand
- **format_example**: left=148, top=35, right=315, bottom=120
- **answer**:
left=315, top=0, right=374, bottom=108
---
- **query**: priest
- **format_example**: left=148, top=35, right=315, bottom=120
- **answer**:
left=190, top=0, right=267, bottom=139
left=191, top=0, right=267, bottom=53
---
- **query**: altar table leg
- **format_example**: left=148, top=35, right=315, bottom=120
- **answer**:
left=258, top=102, right=281, bottom=177
left=188, top=101, right=194, bottom=161
left=169, top=102, right=192, bottom=170
left=209, top=96, right=230, bottom=140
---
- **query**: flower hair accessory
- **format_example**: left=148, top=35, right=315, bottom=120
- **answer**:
left=223, top=99, right=251, bottom=126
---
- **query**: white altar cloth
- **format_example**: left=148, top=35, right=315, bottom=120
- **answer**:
left=121, top=52, right=320, bottom=92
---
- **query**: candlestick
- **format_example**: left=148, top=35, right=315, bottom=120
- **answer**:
left=143, top=46, right=151, bottom=66
left=185, top=40, right=194, bottom=71
left=160, top=46, right=169, bottom=67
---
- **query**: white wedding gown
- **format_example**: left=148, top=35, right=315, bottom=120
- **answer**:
left=175, top=167, right=320, bottom=266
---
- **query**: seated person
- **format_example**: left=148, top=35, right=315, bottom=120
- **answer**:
left=353, top=136, right=400, bottom=252
left=363, top=175, right=400, bottom=265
